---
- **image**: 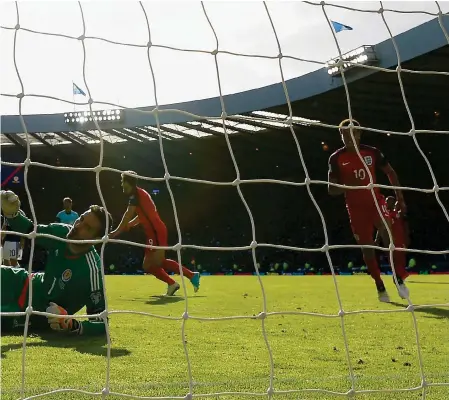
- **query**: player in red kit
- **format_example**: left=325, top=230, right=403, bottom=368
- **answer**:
left=110, top=171, right=200, bottom=296
left=376, top=196, right=410, bottom=296
left=328, top=119, right=408, bottom=302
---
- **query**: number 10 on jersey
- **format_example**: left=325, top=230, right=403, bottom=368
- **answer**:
left=354, top=169, right=366, bottom=180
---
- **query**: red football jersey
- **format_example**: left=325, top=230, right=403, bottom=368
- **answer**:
left=328, top=144, right=387, bottom=209
left=128, top=187, right=164, bottom=234
left=388, top=208, right=405, bottom=241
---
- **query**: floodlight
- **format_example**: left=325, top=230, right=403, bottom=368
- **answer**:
left=326, top=45, right=378, bottom=77
left=64, top=107, right=124, bottom=125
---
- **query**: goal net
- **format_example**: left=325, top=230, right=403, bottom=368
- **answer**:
left=1, top=1, right=449, bottom=399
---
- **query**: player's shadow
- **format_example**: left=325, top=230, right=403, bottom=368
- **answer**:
left=145, top=295, right=207, bottom=305
left=408, top=280, right=449, bottom=285
left=1, top=332, right=131, bottom=359
left=389, top=302, right=449, bottom=320
left=146, top=295, right=186, bottom=305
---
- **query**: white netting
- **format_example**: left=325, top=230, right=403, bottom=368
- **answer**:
left=1, top=1, right=449, bottom=399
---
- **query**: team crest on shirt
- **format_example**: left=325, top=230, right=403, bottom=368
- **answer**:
left=90, top=291, right=102, bottom=305
left=364, top=156, right=373, bottom=166
left=62, top=269, right=72, bottom=282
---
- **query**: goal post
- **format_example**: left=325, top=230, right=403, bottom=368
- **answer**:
left=1, top=1, right=449, bottom=399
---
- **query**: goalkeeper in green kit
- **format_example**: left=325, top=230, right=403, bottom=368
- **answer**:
left=1, top=190, right=112, bottom=336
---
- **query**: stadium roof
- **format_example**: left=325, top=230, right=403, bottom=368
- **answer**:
left=0, top=112, right=319, bottom=147
left=1, top=16, right=448, bottom=149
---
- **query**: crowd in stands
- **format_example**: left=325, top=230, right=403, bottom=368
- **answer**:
left=2, top=125, right=448, bottom=276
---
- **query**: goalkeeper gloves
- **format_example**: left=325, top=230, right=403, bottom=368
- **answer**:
left=46, top=302, right=83, bottom=335
left=1, top=190, right=21, bottom=218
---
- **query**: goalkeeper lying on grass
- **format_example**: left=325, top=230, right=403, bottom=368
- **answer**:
left=1, top=190, right=112, bottom=336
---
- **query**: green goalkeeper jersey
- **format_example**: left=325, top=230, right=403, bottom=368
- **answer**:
left=6, top=212, right=106, bottom=336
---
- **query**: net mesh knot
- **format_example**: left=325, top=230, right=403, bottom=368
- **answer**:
left=257, top=312, right=267, bottom=320
left=347, top=388, right=356, bottom=397
left=173, top=243, right=182, bottom=252
left=25, top=306, right=33, bottom=315
left=99, top=310, right=109, bottom=320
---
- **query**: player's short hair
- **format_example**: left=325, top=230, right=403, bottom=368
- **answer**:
left=339, top=118, right=360, bottom=132
left=121, top=170, right=138, bottom=187
left=63, top=197, right=72, bottom=203
left=89, top=205, right=113, bottom=235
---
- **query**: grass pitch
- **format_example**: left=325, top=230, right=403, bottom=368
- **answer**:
left=1, top=275, right=449, bottom=400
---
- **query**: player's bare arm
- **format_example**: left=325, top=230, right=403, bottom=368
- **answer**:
left=381, top=163, right=406, bottom=213
left=395, top=201, right=411, bottom=247
left=110, top=205, right=136, bottom=238
left=328, top=154, right=345, bottom=196
left=328, top=174, right=345, bottom=196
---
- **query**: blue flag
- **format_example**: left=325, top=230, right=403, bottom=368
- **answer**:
left=73, top=82, right=86, bottom=96
left=331, top=21, right=353, bottom=33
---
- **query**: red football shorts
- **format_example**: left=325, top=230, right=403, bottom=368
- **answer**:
left=392, top=229, right=406, bottom=247
left=144, top=222, right=168, bottom=256
left=347, top=196, right=389, bottom=244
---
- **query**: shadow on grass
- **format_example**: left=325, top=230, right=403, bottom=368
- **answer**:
left=389, top=301, right=449, bottom=320
left=145, top=295, right=206, bottom=305
left=408, top=280, right=449, bottom=285
left=1, top=332, right=131, bottom=359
